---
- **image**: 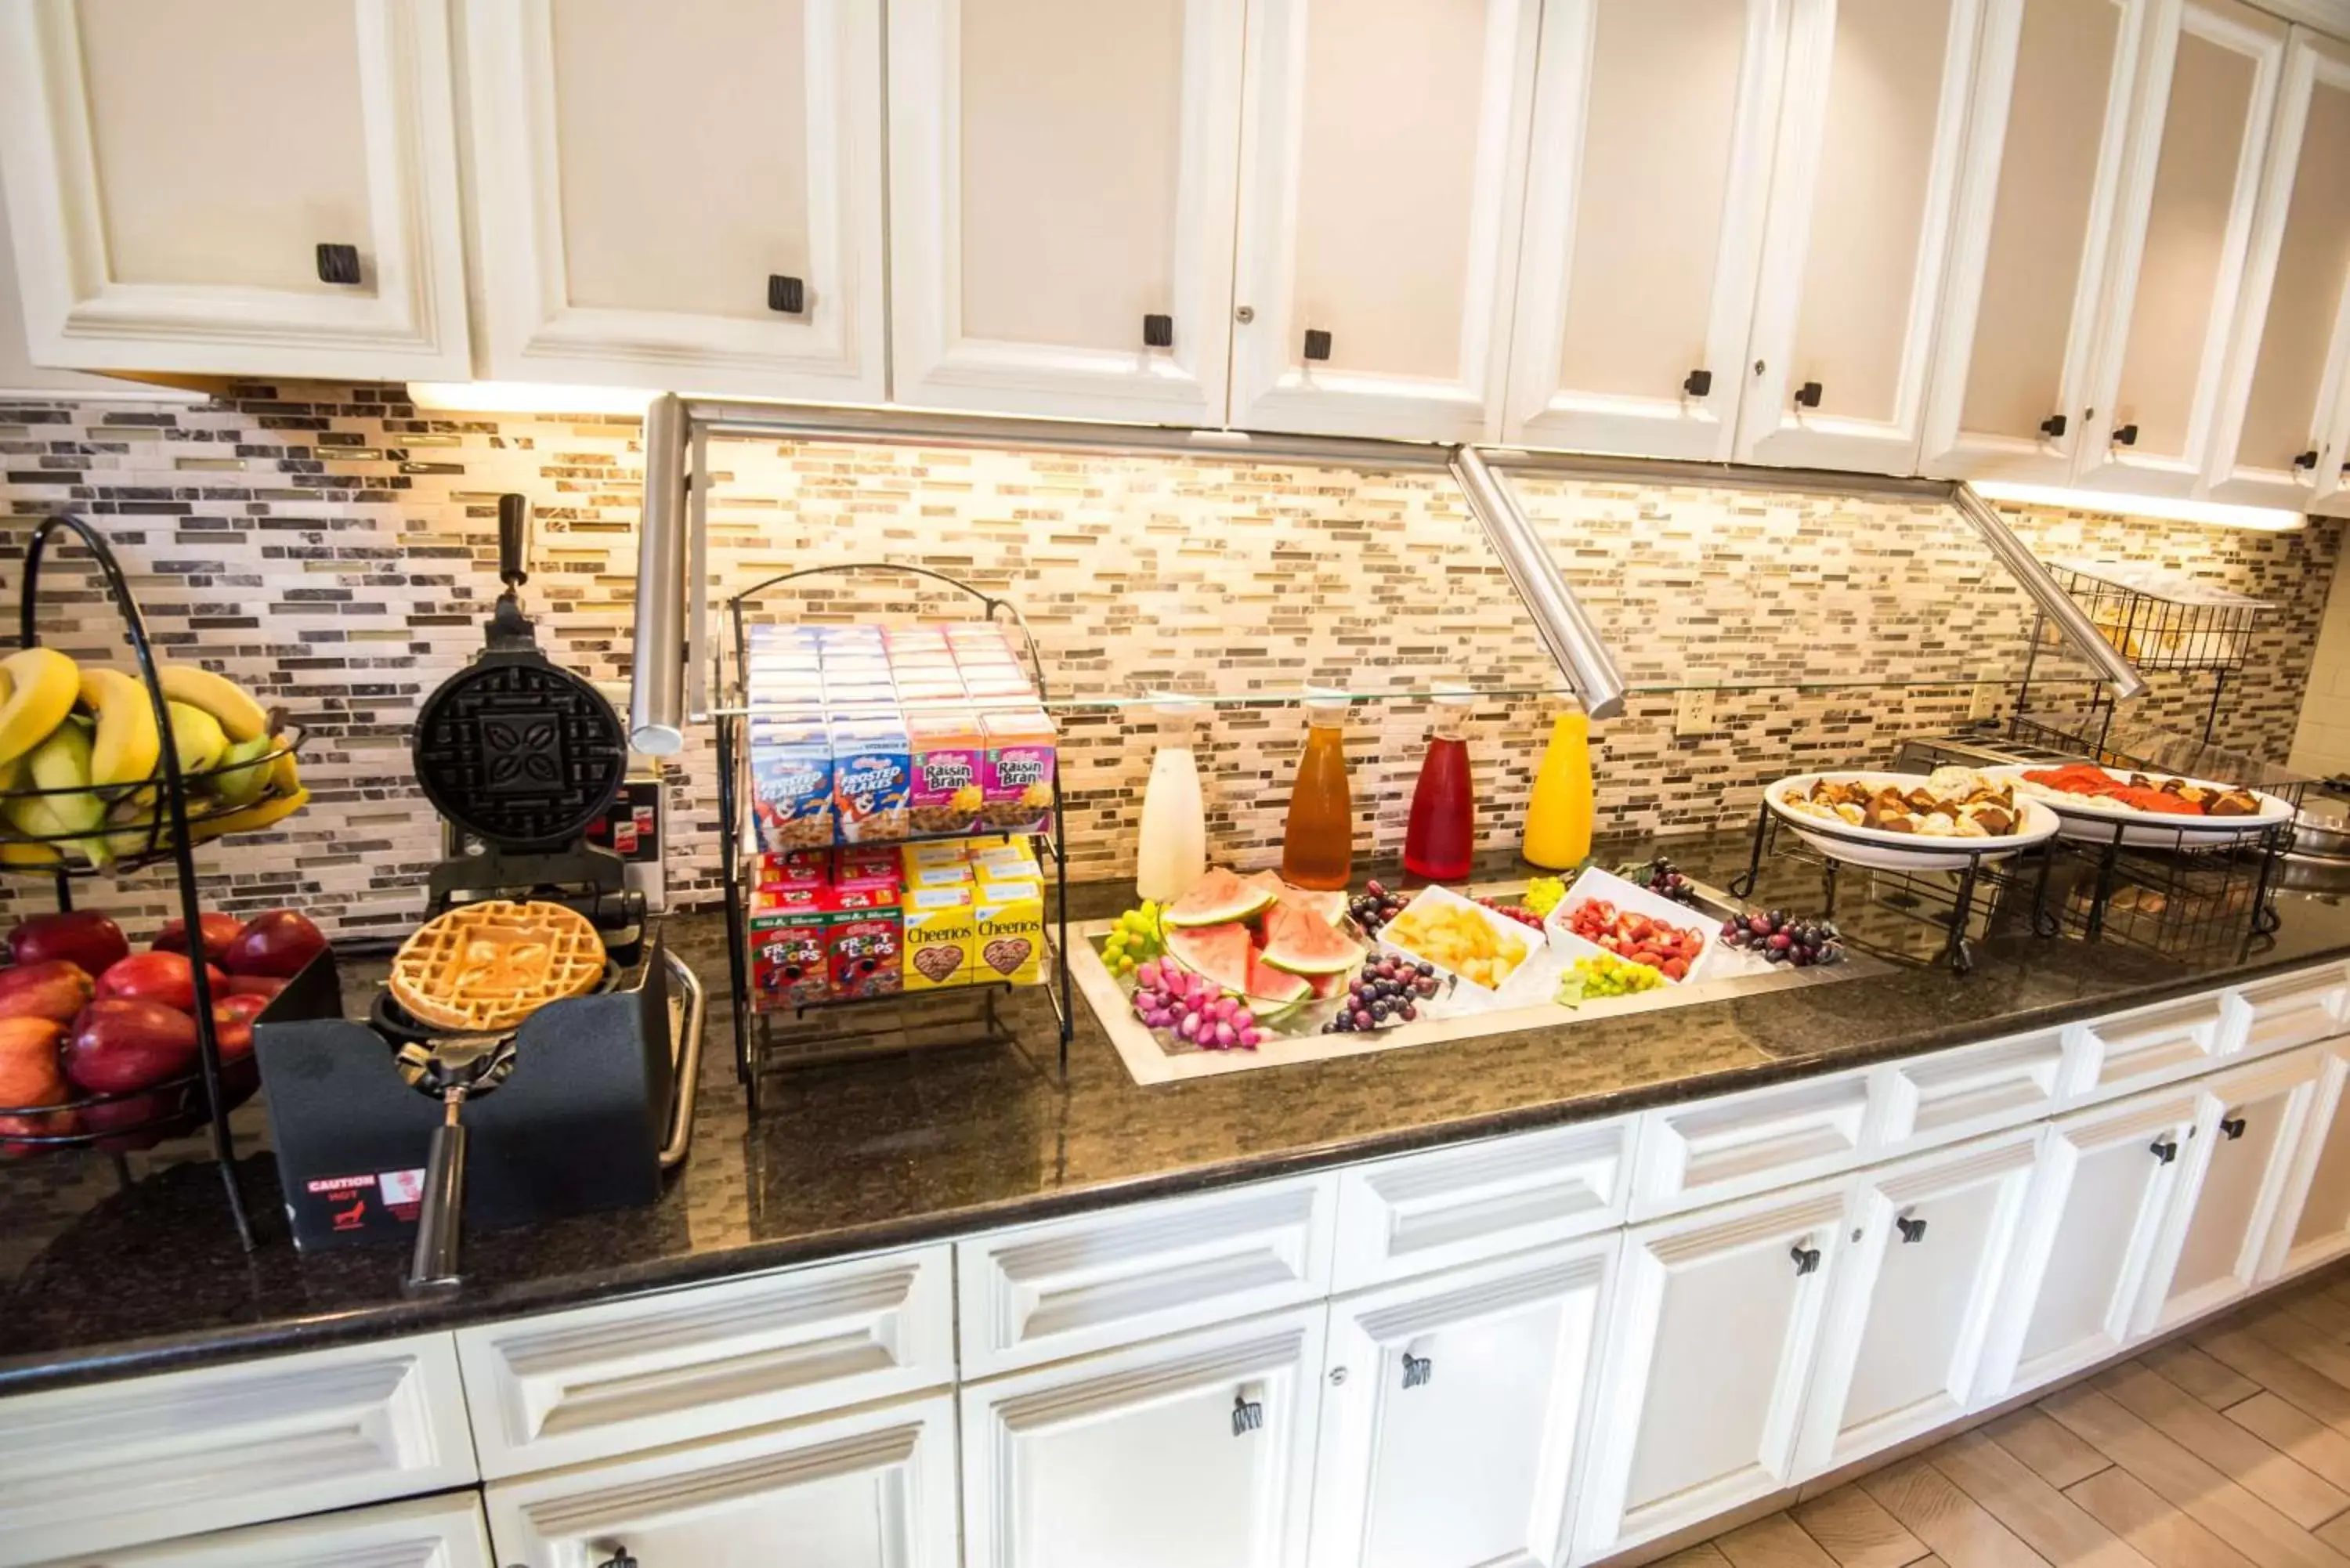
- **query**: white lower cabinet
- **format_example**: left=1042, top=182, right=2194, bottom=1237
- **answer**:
left=2276, top=1039, right=2350, bottom=1276
left=31, top=1494, right=493, bottom=1568
left=1795, top=1129, right=2041, bottom=1474
left=2135, top=1046, right=2324, bottom=1331
left=1572, top=1176, right=1849, bottom=1559
left=963, top=1306, right=1326, bottom=1568
left=1307, top=1236, right=1614, bottom=1568
left=1977, top=1086, right=2199, bottom=1401
left=483, top=1394, right=959, bottom=1568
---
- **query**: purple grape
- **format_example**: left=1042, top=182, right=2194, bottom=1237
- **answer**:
left=1135, top=960, right=1162, bottom=991
left=1239, top=1027, right=1263, bottom=1049
left=1177, top=1013, right=1201, bottom=1040
left=1354, top=1009, right=1374, bottom=1029
left=1233, top=1009, right=1256, bottom=1031
left=1213, top=1021, right=1238, bottom=1048
left=1399, top=1003, right=1418, bottom=1021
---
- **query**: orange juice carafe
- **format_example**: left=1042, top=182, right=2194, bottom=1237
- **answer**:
left=1279, top=693, right=1354, bottom=891
left=1523, top=705, right=1595, bottom=871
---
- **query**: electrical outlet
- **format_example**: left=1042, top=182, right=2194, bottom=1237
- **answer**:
left=1675, top=688, right=1716, bottom=736
left=1969, top=681, right=2001, bottom=721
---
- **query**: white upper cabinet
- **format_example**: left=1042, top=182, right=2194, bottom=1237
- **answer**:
left=0, top=0, right=468, bottom=380
left=462, top=0, right=885, bottom=400
left=888, top=0, right=1246, bottom=425
left=1503, top=0, right=1790, bottom=458
left=1920, top=0, right=2149, bottom=482
left=1227, top=0, right=1539, bottom=442
left=2204, top=27, right=2350, bottom=506
left=2072, top=0, right=2290, bottom=495
left=1736, top=0, right=1987, bottom=472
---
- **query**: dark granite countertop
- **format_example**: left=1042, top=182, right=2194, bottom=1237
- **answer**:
left=6, top=836, right=2350, bottom=1398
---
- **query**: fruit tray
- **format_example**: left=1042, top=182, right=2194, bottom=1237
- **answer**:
left=1546, top=866, right=1719, bottom=985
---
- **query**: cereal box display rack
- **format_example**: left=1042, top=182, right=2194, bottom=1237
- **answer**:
left=714, top=565, right=1072, bottom=1104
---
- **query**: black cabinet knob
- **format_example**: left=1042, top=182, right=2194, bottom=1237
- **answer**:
left=1896, top=1216, right=1928, bottom=1245
left=1683, top=368, right=1713, bottom=398
left=1303, top=328, right=1332, bottom=362
left=595, top=1549, right=638, bottom=1568
left=2150, top=1137, right=2178, bottom=1164
left=2113, top=423, right=2139, bottom=446
left=2041, top=414, right=2068, bottom=439
left=2294, top=450, right=2319, bottom=471
left=1794, top=381, right=1823, bottom=409
left=768, top=275, right=805, bottom=314
left=316, top=244, right=361, bottom=286
left=1401, top=1352, right=1433, bottom=1389
left=1231, top=1391, right=1264, bottom=1435
left=2222, top=1115, right=2248, bottom=1140
left=1143, top=313, right=1173, bottom=348
left=1790, top=1243, right=1822, bottom=1275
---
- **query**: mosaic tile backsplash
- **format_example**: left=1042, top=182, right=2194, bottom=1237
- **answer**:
left=0, top=381, right=2337, bottom=938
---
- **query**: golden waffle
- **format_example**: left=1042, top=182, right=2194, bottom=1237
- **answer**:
left=389, top=899, right=606, bottom=1033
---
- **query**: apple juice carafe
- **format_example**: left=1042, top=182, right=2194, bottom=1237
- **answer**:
left=1280, top=694, right=1354, bottom=891
left=1134, top=700, right=1207, bottom=904
left=1403, top=692, right=1477, bottom=883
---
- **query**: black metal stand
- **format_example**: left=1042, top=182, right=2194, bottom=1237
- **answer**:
left=713, top=564, right=1075, bottom=1113
left=0, top=515, right=309, bottom=1251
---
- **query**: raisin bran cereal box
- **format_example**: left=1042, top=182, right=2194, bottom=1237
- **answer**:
left=747, top=887, right=830, bottom=1010
left=973, top=881, right=1045, bottom=985
left=907, top=709, right=985, bottom=837
left=902, top=886, right=976, bottom=991
left=826, top=885, right=902, bottom=999
left=980, top=710, right=1058, bottom=834
left=831, top=722, right=911, bottom=843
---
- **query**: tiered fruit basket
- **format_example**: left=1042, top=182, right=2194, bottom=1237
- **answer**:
left=0, top=515, right=320, bottom=1251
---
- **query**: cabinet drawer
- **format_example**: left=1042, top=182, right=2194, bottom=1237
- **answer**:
left=2229, top=965, right=2350, bottom=1059
left=1332, top=1117, right=1631, bottom=1292
left=2063, top=994, right=2229, bottom=1103
left=457, top=1244, right=953, bottom=1479
left=958, top=1173, right=1337, bottom=1378
left=0, top=1333, right=475, bottom=1566
left=1875, top=1030, right=2065, bottom=1155
left=1627, top=1069, right=1876, bottom=1220
left=38, top=1492, right=493, bottom=1568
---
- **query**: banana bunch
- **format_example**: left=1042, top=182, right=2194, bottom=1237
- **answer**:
left=0, top=651, right=307, bottom=869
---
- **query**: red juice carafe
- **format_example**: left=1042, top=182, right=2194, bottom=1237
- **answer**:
left=1403, top=691, right=1476, bottom=882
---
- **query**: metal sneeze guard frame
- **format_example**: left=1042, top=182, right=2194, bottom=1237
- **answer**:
left=624, top=395, right=2149, bottom=755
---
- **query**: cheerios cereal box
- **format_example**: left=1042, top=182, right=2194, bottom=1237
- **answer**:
left=972, top=881, right=1044, bottom=985
left=902, top=886, right=977, bottom=991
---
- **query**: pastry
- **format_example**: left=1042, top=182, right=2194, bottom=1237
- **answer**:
left=389, top=898, right=606, bottom=1032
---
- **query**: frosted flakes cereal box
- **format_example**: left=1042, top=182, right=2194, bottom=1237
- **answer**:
left=831, top=723, right=910, bottom=844
left=973, top=881, right=1045, bottom=985
left=751, top=736, right=834, bottom=851
left=902, top=886, right=976, bottom=991
left=981, top=710, right=1057, bottom=834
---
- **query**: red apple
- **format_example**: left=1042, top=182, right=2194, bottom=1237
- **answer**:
left=215, top=993, right=270, bottom=1026
left=0, top=1109, right=78, bottom=1158
left=222, top=909, right=327, bottom=979
left=9, top=911, right=128, bottom=977
left=63, top=998, right=200, bottom=1093
left=77, top=1093, right=178, bottom=1152
left=0, top=961, right=93, bottom=1025
left=222, top=973, right=287, bottom=1001
left=152, top=912, right=244, bottom=963
left=96, top=952, right=230, bottom=1013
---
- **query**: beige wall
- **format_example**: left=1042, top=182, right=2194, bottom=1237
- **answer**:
left=2294, top=529, right=2350, bottom=779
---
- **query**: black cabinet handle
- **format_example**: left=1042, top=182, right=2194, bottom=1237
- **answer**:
left=316, top=244, right=360, bottom=286
left=1143, top=313, right=1173, bottom=349
left=1303, top=328, right=1332, bottom=362
left=1231, top=1390, right=1264, bottom=1435
left=1794, top=381, right=1823, bottom=409
left=2222, top=1115, right=2248, bottom=1140
left=1791, top=1243, right=1822, bottom=1275
left=1684, top=368, right=1713, bottom=398
left=1896, top=1216, right=1928, bottom=1245
left=2294, top=450, right=2319, bottom=471
left=2150, top=1137, right=2178, bottom=1164
left=595, top=1549, right=638, bottom=1568
left=2113, top=423, right=2139, bottom=446
left=1401, top=1353, right=1434, bottom=1389
left=2041, top=414, right=2068, bottom=439
left=768, top=275, right=805, bottom=314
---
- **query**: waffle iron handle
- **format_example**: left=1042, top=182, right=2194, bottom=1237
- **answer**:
left=405, top=1097, right=468, bottom=1295
left=497, top=493, right=530, bottom=589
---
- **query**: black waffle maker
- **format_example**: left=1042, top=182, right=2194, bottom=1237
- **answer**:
left=258, top=496, right=687, bottom=1284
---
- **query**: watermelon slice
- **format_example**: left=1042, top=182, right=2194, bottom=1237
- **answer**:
left=1163, top=866, right=1277, bottom=928
left=1245, top=951, right=1312, bottom=1006
left=1274, top=883, right=1349, bottom=927
left=1162, top=920, right=1255, bottom=994
left=1260, top=901, right=1361, bottom=975
left=1308, top=970, right=1347, bottom=1000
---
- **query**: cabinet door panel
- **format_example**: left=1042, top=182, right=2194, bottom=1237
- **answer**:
left=1227, top=0, right=1537, bottom=441
left=964, top=1309, right=1324, bottom=1568
left=1977, top=1088, right=2196, bottom=1402
left=2276, top=1042, right=2350, bottom=1276
left=1503, top=0, right=1786, bottom=457
left=1797, top=1131, right=2039, bottom=1473
left=1573, top=1180, right=1847, bottom=1559
left=486, top=1394, right=957, bottom=1568
left=56, top=1494, right=494, bottom=1568
left=0, top=0, right=468, bottom=378
left=1311, top=1238, right=1612, bottom=1568
left=2137, top=1049, right=2322, bottom=1331
left=2074, top=0, right=2287, bottom=494
left=1922, top=0, right=2146, bottom=480
left=464, top=0, right=884, bottom=399
left=1738, top=0, right=1982, bottom=471
left=888, top=0, right=1244, bottom=424
left=2206, top=29, right=2350, bottom=505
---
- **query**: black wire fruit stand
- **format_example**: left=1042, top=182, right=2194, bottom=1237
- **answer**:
left=714, top=564, right=1075, bottom=1115
left=0, top=515, right=318, bottom=1252
left=2014, top=561, right=2267, bottom=750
